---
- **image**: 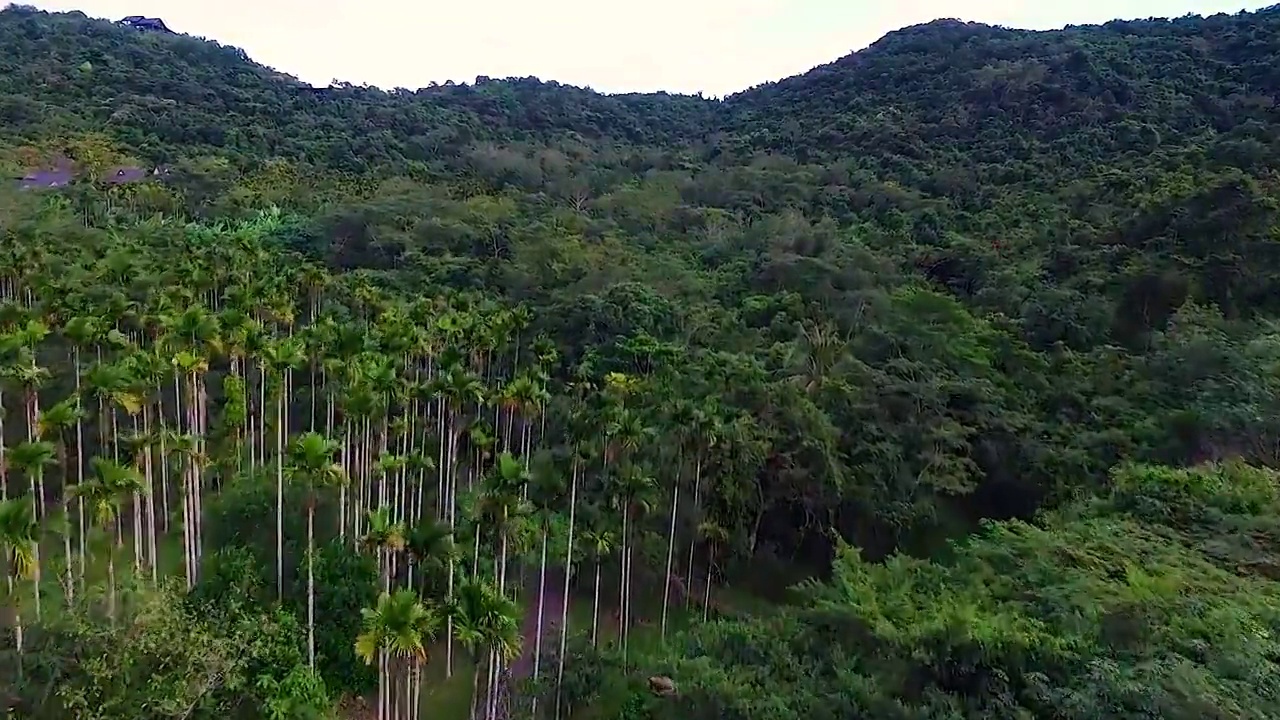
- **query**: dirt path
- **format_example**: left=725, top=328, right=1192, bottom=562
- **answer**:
left=510, top=566, right=568, bottom=679
left=482, top=567, right=569, bottom=720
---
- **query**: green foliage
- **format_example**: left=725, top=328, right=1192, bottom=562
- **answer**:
left=2, top=4, right=1280, bottom=717
left=202, top=469, right=337, bottom=580
left=295, top=540, right=379, bottom=696
left=1109, top=461, right=1279, bottom=520
left=595, top=463, right=1280, bottom=720
left=0, top=583, right=329, bottom=719
left=354, top=589, right=440, bottom=666
left=199, top=477, right=376, bottom=696
left=189, top=548, right=335, bottom=718
left=256, top=665, right=333, bottom=720
left=0, top=496, right=39, bottom=580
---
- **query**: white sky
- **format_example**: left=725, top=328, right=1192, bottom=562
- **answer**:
left=22, top=1, right=1277, bottom=96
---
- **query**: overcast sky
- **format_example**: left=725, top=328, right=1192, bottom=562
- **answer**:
left=22, top=0, right=1277, bottom=96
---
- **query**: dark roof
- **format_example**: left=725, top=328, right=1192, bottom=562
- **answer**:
left=16, top=168, right=73, bottom=190
left=103, top=166, right=148, bottom=184
left=118, top=16, right=173, bottom=33
left=15, top=163, right=169, bottom=190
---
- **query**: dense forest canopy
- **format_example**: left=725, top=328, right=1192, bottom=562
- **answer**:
left=0, top=3, right=1279, bottom=719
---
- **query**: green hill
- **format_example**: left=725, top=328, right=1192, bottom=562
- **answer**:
left=0, top=4, right=1279, bottom=719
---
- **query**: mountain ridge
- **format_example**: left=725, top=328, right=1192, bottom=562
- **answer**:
left=5, top=5, right=1279, bottom=109
left=2, top=4, right=1276, bottom=178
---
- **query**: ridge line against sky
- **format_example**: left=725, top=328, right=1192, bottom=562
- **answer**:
left=22, top=0, right=1278, bottom=96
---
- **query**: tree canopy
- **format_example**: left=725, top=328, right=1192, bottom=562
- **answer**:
left=0, top=4, right=1278, bottom=719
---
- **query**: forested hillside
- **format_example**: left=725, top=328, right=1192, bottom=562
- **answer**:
left=1, top=4, right=1279, bottom=719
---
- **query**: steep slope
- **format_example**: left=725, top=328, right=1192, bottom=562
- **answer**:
left=0, top=4, right=1276, bottom=557
left=724, top=11, right=1280, bottom=174
left=717, top=11, right=1280, bottom=334
left=7, top=5, right=1280, bottom=183
left=1, top=7, right=1279, bottom=719
left=0, top=6, right=716, bottom=171
left=718, top=11, right=1280, bottom=264
left=9, top=6, right=1278, bottom=297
